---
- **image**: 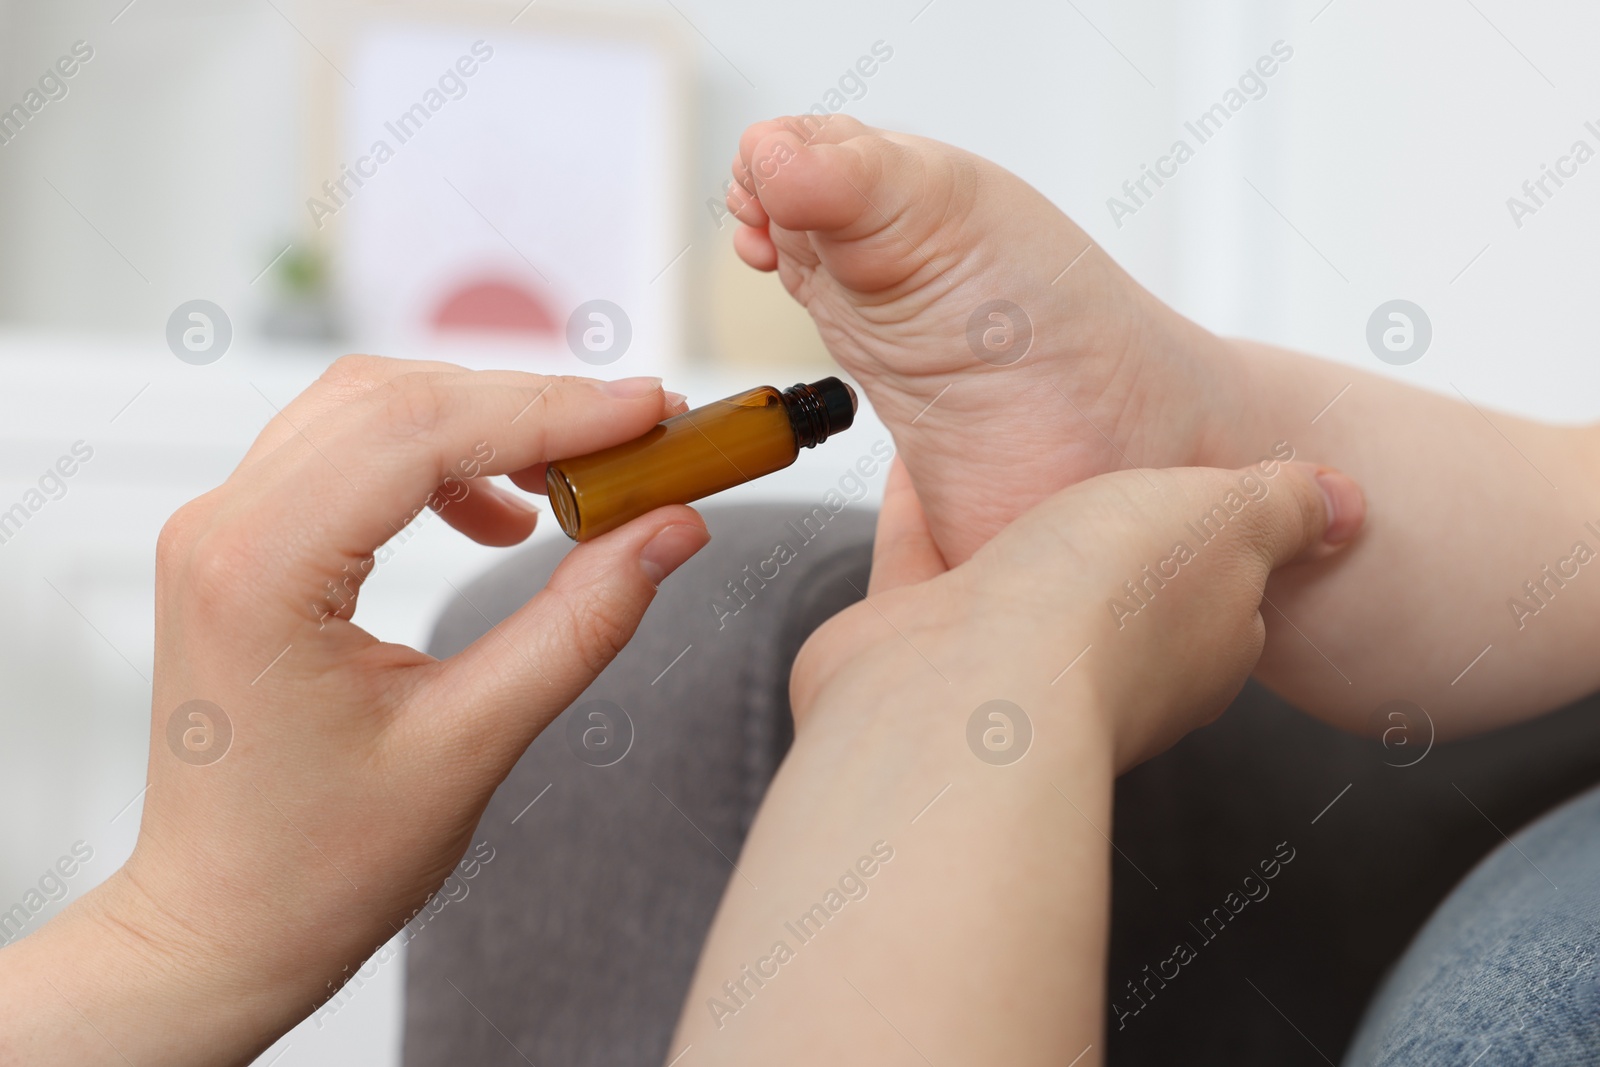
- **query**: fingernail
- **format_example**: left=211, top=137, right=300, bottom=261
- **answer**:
left=664, top=390, right=690, bottom=412
left=1315, top=469, right=1366, bottom=545
left=493, top=484, right=541, bottom=517
left=639, top=524, right=710, bottom=586
left=601, top=376, right=662, bottom=399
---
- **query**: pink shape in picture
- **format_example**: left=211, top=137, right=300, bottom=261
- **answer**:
left=432, top=277, right=559, bottom=336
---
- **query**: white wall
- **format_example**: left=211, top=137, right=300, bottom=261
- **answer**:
left=0, top=0, right=304, bottom=334
left=8, top=0, right=1596, bottom=417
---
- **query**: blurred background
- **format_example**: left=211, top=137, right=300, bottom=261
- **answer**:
left=2, top=0, right=1598, bottom=1062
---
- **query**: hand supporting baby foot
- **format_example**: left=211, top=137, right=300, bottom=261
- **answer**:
left=728, top=114, right=1229, bottom=564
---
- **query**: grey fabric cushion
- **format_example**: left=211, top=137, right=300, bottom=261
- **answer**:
left=402, top=504, right=876, bottom=1067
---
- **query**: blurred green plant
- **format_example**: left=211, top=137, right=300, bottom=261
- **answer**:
left=261, top=240, right=342, bottom=342
left=275, top=243, right=330, bottom=297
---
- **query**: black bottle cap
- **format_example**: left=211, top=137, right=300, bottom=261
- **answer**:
left=817, top=376, right=857, bottom=435
left=783, top=377, right=858, bottom=448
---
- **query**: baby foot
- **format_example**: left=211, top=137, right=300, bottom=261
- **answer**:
left=728, top=114, right=1228, bottom=565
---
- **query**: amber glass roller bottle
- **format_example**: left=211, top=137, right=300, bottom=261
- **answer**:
left=546, top=377, right=857, bottom=541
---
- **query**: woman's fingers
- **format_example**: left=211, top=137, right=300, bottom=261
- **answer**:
left=868, top=457, right=946, bottom=595
left=229, top=372, right=679, bottom=622
left=413, top=505, right=710, bottom=766
left=505, top=462, right=551, bottom=495
left=967, top=460, right=1366, bottom=662
left=427, top=478, right=543, bottom=547
left=502, top=389, right=686, bottom=495
left=1016, top=461, right=1364, bottom=590
left=1227, top=462, right=1366, bottom=574
left=237, top=355, right=469, bottom=471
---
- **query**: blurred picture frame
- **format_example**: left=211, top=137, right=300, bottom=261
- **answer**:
left=293, top=1, right=691, bottom=374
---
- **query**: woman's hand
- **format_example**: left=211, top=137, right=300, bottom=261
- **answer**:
left=0, top=356, right=709, bottom=1067
left=673, top=455, right=1363, bottom=1065
left=797, top=452, right=1365, bottom=769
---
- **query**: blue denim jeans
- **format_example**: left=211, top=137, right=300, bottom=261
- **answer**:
left=1344, top=783, right=1600, bottom=1065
